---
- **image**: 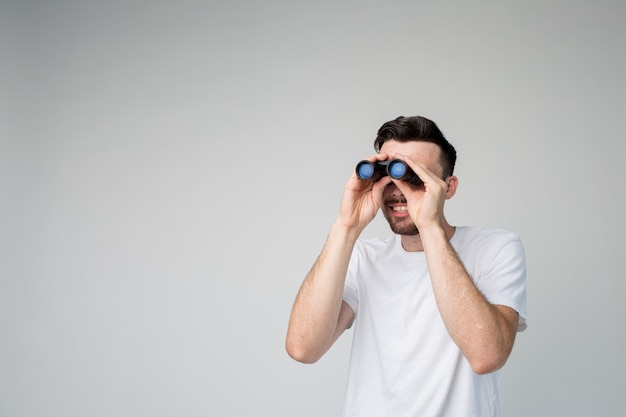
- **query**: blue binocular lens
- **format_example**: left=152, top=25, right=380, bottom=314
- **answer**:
left=388, top=160, right=408, bottom=179
left=355, top=159, right=422, bottom=185
left=355, top=160, right=389, bottom=182
left=356, top=161, right=376, bottom=179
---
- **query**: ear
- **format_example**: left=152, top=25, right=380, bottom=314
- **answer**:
left=444, top=176, right=458, bottom=200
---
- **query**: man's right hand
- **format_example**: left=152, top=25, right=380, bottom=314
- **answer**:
left=338, top=153, right=392, bottom=231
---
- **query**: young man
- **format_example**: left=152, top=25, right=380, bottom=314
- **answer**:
left=286, top=115, right=527, bottom=417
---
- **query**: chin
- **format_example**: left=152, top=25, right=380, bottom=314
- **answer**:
left=389, top=222, right=419, bottom=236
left=383, top=213, right=420, bottom=235
left=393, top=228, right=420, bottom=236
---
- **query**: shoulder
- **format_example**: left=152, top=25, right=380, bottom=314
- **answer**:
left=454, top=226, right=522, bottom=248
left=453, top=226, right=525, bottom=261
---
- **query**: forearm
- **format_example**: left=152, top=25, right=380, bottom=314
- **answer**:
left=420, top=226, right=516, bottom=374
left=286, top=220, right=360, bottom=363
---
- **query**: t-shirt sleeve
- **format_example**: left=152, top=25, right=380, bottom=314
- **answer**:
left=477, top=234, right=528, bottom=332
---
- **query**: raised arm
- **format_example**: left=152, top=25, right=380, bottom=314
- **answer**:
left=285, top=222, right=358, bottom=363
left=393, top=153, right=520, bottom=374
left=419, top=225, right=519, bottom=374
left=285, top=154, right=391, bottom=364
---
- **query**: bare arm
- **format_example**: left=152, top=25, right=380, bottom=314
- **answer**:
left=393, top=153, right=519, bottom=374
left=286, top=154, right=392, bottom=364
left=420, top=225, right=519, bottom=374
left=285, top=222, right=358, bottom=363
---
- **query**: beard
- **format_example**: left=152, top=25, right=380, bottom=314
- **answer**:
left=389, top=222, right=420, bottom=236
left=381, top=199, right=420, bottom=236
left=387, top=218, right=419, bottom=235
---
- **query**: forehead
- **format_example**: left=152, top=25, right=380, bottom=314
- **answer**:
left=379, top=140, right=443, bottom=173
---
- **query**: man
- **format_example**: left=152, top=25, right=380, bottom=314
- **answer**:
left=285, top=115, right=527, bottom=417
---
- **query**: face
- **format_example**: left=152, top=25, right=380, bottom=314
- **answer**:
left=379, top=140, right=445, bottom=236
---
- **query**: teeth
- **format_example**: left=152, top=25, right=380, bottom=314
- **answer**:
left=392, top=206, right=408, bottom=212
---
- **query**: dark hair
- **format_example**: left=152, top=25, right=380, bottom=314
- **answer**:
left=374, top=116, right=457, bottom=178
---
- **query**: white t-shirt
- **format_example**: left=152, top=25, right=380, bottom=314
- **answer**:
left=342, top=226, right=527, bottom=417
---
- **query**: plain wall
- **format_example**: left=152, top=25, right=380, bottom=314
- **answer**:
left=2, top=1, right=625, bottom=416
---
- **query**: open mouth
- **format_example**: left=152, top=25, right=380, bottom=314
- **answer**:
left=387, top=201, right=409, bottom=217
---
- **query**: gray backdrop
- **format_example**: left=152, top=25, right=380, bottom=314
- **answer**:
left=2, top=1, right=625, bottom=416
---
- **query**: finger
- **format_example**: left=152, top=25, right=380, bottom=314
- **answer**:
left=394, top=153, right=444, bottom=185
left=367, top=177, right=389, bottom=204
left=389, top=176, right=414, bottom=197
left=371, top=175, right=392, bottom=200
left=363, top=152, right=390, bottom=163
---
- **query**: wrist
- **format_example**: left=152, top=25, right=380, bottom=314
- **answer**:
left=418, top=222, right=453, bottom=245
left=331, top=218, right=363, bottom=243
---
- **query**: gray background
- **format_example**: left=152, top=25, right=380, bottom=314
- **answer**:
left=2, top=0, right=625, bottom=416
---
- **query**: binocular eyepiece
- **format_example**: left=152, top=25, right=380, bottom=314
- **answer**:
left=355, top=159, right=423, bottom=185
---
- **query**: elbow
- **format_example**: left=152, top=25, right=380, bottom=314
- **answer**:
left=285, top=335, right=323, bottom=364
left=470, top=360, right=502, bottom=375
left=286, top=348, right=320, bottom=365
left=465, top=332, right=516, bottom=375
left=467, top=352, right=509, bottom=375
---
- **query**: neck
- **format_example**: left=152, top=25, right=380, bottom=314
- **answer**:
left=400, top=219, right=456, bottom=252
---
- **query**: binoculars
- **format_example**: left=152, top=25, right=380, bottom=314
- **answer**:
left=355, top=159, right=423, bottom=185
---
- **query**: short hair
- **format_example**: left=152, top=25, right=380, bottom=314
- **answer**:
left=374, top=116, right=457, bottom=178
